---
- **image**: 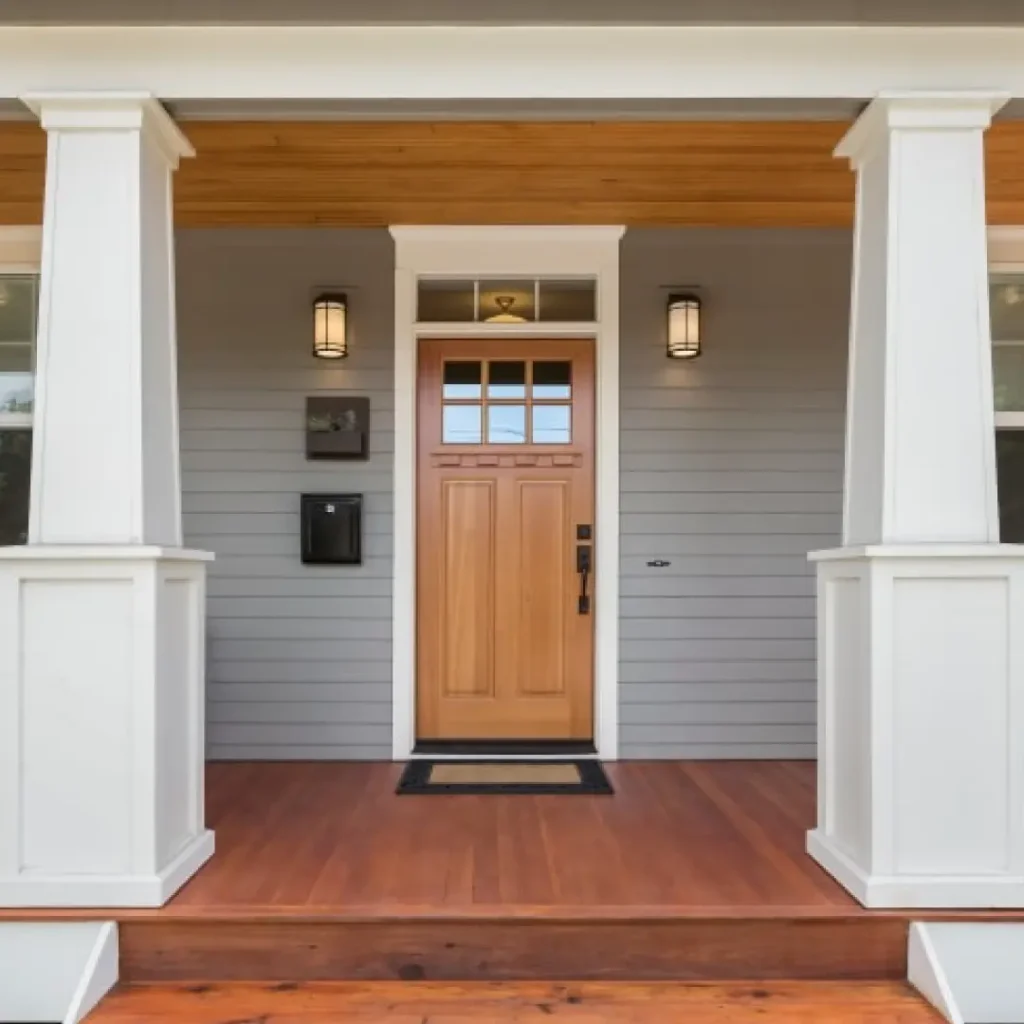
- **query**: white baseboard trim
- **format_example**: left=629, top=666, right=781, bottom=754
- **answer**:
left=809, top=830, right=1024, bottom=909
left=0, top=829, right=214, bottom=908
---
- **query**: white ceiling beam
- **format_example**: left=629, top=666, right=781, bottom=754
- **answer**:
left=2, top=26, right=1024, bottom=101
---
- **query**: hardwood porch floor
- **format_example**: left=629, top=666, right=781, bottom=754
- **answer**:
left=172, top=760, right=851, bottom=914
left=12, top=761, right=1015, bottom=986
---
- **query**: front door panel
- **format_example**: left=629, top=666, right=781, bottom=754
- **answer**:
left=416, top=339, right=596, bottom=741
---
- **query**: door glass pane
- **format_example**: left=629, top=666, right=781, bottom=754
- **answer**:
left=538, top=278, right=597, bottom=321
left=443, top=361, right=482, bottom=399
left=994, top=346, right=1024, bottom=411
left=487, top=404, right=527, bottom=444
left=479, top=281, right=536, bottom=323
left=532, top=405, right=571, bottom=444
left=997, top=430, right=1024, bottom=542
left=418, top=279, right=476, bottom=322
left=443, top=405, right=482, bottom=444
left=0, top=429, right=31, bottom=545
left=0, top=275, right=37, bottom=414
left=487, top=361, right=526, bottom=399
left=532, top=360, right=572, bottom=399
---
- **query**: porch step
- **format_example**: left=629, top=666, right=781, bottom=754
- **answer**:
left=118, top=915, right=909, bottom=983
left=85, top=980, right=943, bottom=1022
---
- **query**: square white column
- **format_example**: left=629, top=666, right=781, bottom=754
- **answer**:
left=0, top=93, right=213, bottom=907
left=809, top=92, right=1024, bottom=908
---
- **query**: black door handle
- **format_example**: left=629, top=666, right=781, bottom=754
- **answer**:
left=577, top=544, right=592, bottom=614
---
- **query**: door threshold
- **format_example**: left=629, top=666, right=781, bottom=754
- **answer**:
left=412, top=740, right=597, bottom=757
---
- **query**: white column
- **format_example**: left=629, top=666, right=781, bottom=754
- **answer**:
left=809, top=91, right=1024, bottom=908
left=0, top=93, right=214, bottom=907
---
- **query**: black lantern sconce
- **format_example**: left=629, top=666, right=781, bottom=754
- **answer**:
left=313, top=293, right=348, bottom=360
left=667, top=292, right=702, bottom=359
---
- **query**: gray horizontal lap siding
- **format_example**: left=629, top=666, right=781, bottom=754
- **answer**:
left=618, top=228, right=850, bottom=759
left=176, top=226, right=849, bottom=761
left=176, top=228, right=395, bottom=760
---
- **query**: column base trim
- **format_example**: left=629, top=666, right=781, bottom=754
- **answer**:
left=808, top=830, right=1024, bottom=909
left=0, top=829, right=214, bottom=908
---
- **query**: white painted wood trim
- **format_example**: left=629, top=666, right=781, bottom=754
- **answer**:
left=390, top=225, right=623, bottom=761
left=908, top=923, right=964, bottom=1024
left=0, top=830, right=215, bottom=907
left=63, top=922, right=118, bottom=1024
left=9, top=27, right=1024, bottom=100
left=0, top=922, right=117, bottom=1023
left=0, top=225, right=42, bottom=267
left=909, top=922, right=1024, bottom=1022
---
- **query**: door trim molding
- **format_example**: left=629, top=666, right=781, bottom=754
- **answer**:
left=390, top=225, right=624, bottom=761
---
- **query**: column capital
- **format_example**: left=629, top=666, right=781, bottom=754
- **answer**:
left=20, top=91, right=194, bottom=167
left=836, top=90, right=1009, bottom=165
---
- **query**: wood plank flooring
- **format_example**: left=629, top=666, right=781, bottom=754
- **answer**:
left=165, top=760, right=852, bottom=914
left=87, top=981, right=943, bottom=1022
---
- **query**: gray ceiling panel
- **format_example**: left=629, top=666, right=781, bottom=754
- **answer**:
left=4, top=0, right=1024, bottom=25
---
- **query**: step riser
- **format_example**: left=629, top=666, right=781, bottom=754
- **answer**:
left=121, top=918, right=910, bottom=983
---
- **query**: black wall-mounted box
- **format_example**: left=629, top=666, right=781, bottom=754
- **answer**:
left=300, top=493, right=362, bottom=565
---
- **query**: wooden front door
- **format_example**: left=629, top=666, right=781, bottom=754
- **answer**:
left=416, top=339, right=596, bottom=741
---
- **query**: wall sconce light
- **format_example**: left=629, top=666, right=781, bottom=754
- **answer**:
left=313, top=293, right=348, bottom=359
left=667, top=293, right=702, bottom=359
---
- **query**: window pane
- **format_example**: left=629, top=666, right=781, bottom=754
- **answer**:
left=991, top=275, right=1024, bottom=342
left=442, top=405, right=482, bottom=444
left=443, top=361, right=482, bottom=399
left=0, top=276, right=37, bottom=414
left=0, top=429, right=31, bottom=545
left=418, top=279, right=476, bottom=322
left=533, top=360, right=572, bottom=399
left=538, top=278, right=596, bottom=321
left=532, top=404, right=571, bottom=444
left=993, top=347, right=1024, bottom=411
left=997, top=430, right=1024, bottom=542
left=487, top=405, right=526, bottom=444
left=479, top=281, right=536, bottom=323
left=487, top=361, right=526, bottom=399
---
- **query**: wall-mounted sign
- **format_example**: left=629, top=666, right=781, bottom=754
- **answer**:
left=306, top=396, right=370, bottom=460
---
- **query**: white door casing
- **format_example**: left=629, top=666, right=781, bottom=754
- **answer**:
left=391, top=226, right=623, bottom=760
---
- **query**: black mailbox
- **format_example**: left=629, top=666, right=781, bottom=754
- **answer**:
left=301, top=493, right=362, bottom=565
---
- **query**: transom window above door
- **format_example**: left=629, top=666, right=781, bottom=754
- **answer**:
left=418, top=277, right=597, bottom=323
left=441, top=359, right=572, bottom=445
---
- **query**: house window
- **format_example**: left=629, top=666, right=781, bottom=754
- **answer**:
left=0, top=273, right=37, bottom=546
left=991, top=273, right=1024, bottom=542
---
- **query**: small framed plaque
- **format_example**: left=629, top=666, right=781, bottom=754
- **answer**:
left=306, top=396, right=370, bottom=460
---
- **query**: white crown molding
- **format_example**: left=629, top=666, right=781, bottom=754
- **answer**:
left=836, top=90, right=1009, bottom=164
left=21, top=91, right=194, bottom=165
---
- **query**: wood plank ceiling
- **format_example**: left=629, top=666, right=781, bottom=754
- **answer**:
left=2, top=120, right=1024, bottom=227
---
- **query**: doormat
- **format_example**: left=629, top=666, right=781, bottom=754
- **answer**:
left=396, top=759, right=613, bottom=795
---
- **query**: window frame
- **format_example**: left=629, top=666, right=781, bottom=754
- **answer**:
left=0, top=227, right=42, bottom=431
left=991, top=259, right=1024, bottom=429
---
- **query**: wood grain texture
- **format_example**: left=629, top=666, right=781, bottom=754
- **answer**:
left=417, top=339, right=595, bottom=740
left=117, top=916, right=910, bottom=982
left=87, top=980, right=943, bottom=1022
left=2, top=119, right=1024, bottom=227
